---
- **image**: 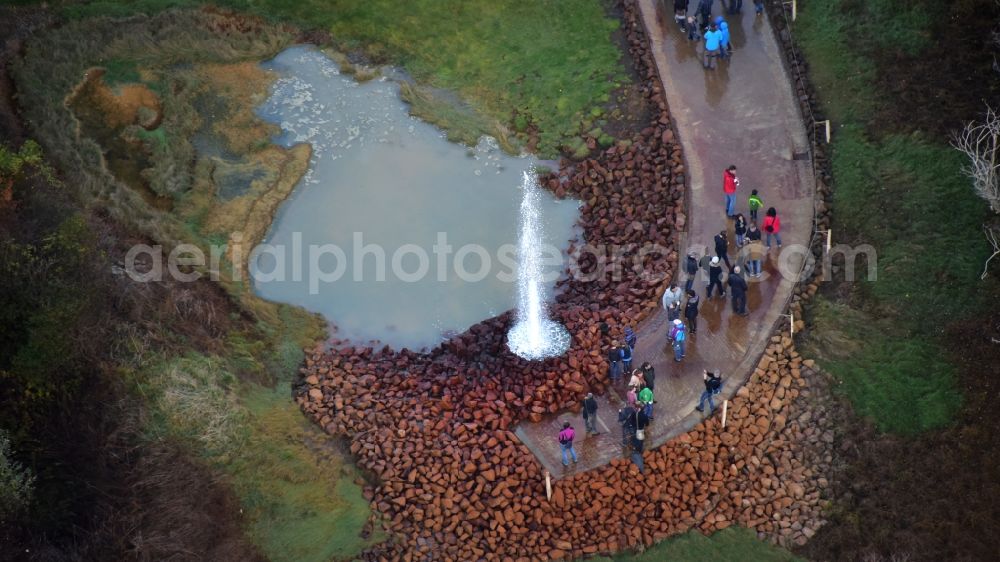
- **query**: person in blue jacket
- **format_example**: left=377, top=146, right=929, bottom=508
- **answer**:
left=620, top=339, right=634, bottom=371
left=715, top=16, right=732, bottom=59
left=703, top=23, right=722, bottom=69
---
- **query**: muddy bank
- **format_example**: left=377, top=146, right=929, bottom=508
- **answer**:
left=64, top=54, right=314, bottom=260
left=66, top=68, right=174, bottom=210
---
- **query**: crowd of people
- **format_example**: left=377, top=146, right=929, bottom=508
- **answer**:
left=671, top=0, right=765, bottom=69
left=553, top=1, right=794, bottom=476
left=693, top=165, right=783, bottom=309
left=558, top=163, right=784, bottom=471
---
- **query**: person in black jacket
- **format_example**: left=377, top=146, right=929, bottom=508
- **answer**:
left=707, top=256, right=725, bottom=298
left=618, top=403, right=637, bottom=449
left=714, top=230, right=731, bottom=268
left=684, top=289, right=700, bottom=333
left=697, top=0, right=714, bottom=32
left=683, top=251, right=699, bottom=292
left=674, top=0, right=690, bottom=31
left=696, top=370, right=723, bottom=414
left=641, top=362, right=655, bottom=392
left=607, top=345, right=623, bottom=383
left=728, top=265, right=748, bottom=315
left=582, top=393, right=599, bottom=435
left=636, top=407, right=649, bottom=431
left=734, top=213, right=748, bottom=247
left=631, top=407, right=650, bottom=472
left=630, top=436, right=645, bottom=472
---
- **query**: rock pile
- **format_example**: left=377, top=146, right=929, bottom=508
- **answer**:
left=295, top=0, right=837, bottom=558
left=299, top=332, right=834, bottom=559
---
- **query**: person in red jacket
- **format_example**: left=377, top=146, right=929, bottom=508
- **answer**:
left=723, top=165, right=739, bottom=217
left=763, top=206, right=782, bottom=248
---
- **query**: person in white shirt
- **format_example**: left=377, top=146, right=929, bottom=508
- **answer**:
left=661, top=283, right=683, bottom=312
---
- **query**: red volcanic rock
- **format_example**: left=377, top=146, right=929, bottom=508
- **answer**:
left=551, top=487, right=565, bottom=509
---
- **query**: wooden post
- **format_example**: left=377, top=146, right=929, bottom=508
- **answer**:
left=722, top=400, right=729, bottom=428
left=545, top=471, right=552, bottom=502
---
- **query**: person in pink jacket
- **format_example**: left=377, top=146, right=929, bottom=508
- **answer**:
left=763, top=207, right=782, bottom=248
left=558, top=422, right=578, bottom=466
left=626, top=385, right=638, bottom=408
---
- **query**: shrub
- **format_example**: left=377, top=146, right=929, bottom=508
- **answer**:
left=0, top=430, right=35, bottom=519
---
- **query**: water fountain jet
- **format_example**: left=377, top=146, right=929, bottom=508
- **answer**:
left=507, top=171, right=571, bottom=360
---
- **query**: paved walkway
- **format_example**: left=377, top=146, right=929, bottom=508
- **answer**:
left=515, top=0, right=815, bottom=478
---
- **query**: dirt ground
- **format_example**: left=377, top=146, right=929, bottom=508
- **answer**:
left=870, top=4, right=1000, bottom=136
left=800, top=305, right=1000, bottom=561
left=66, top=69, right=174, bottom=210
left=600, top=11, right=654, bottom=143
left=67, top=69, right=162, bottom=130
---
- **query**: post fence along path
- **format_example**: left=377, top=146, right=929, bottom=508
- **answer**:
left=515, top=0, right=814, bottom=477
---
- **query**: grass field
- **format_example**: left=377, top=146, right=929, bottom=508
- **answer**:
left=794, top=0, right=995, bottom=434
left=228, top=385, right=383, bottom=561
left=128, top=351, right=382, bottom=562
left=606, top=527, right=803, bottom=561
left=57, top=0, right=626, bottom=157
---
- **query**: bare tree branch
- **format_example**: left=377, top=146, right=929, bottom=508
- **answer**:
left=983, top=223, right=1000, bottom=280
left=952, top=105, right=1000, bottom=215
left=953, top=106, right=1000, bottom=280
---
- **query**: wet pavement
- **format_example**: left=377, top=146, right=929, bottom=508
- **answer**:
left=515, top=0, right=815, bottom=478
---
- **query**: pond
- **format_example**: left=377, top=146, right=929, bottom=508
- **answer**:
left=252, top=46, right=580, bottom=351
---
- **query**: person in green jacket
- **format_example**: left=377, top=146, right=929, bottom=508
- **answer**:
left=748, top=189, right=763, bottom=222
left=637, top=386, right=654, bottom=420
